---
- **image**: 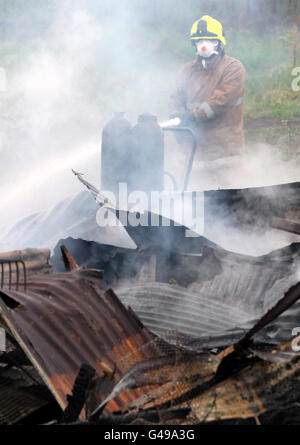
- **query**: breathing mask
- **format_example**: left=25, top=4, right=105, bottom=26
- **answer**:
left=196, top=39, right=219, bottom=58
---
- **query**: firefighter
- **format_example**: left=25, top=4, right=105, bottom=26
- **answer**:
left=169, top=15, right=246, bottom=163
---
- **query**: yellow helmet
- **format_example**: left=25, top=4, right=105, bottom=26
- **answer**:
left=190, top=15, right=226, bottom=46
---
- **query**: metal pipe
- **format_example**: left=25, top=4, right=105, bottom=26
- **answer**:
left=0, top=262, right=3, bottom=288
left=20, top=260, right=27, bottom=291
left=15, top=261, right=19, bottom=291
left=8, top=261, right=12, bottom=290
left=0, top=260, right=27, bottom=291
left=163, top=171, right=178, bottom=191
left=162, top=126, right=197, bottom=191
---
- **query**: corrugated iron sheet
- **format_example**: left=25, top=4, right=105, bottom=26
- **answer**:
left=117, top=282, right=253, bottom=340
left=0, top=268, right=162, bottom=417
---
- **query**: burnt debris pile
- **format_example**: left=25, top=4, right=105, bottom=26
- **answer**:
left=0, top=182, right=300, bottom=425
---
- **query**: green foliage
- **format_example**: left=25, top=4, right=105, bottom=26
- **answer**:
left=227, top=26, right=299, bottom=119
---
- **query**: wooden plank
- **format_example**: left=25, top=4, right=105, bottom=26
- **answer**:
left=271, top=217, right=300, bottom=235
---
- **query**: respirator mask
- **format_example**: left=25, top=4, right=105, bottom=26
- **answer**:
left=196, top=39, right=219, bottom=58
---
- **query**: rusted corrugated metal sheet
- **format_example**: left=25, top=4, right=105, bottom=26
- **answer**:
left=0, top=268, right=162, bottom=417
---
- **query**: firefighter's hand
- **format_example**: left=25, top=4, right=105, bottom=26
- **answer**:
left=170, top=112, right=195, bottom=126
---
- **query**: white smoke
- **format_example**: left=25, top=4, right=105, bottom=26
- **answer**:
left=0, top=2, right=178, bottom=227
left=0, top=1, right=299, bottom=257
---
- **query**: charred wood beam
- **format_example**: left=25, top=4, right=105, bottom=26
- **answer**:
left=185, top=343, right=300, bottom=423
left=237, top=281, right=300, bottom=350
left=271, top=217, right=300, bottom=235
left=60, top=363, right=95, bottom=424
left=94, top=341, right=300, bottom=424
left=100, top=352, right=220, bottom=415
left=214, top=281, right=300, bottom=382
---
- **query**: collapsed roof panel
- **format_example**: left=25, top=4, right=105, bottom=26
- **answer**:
left=0, top=191, right=136, bottom=252
left=0, top=268, right=163, bottom=418
left=116, top=282, right=254, bottom=342
left=204, top=182, right=300, bottom=255
left=0, top=241, right=300, bottom=424
left=50, top=238, right=300, bottom=349
left=0, top=179, right=299, bottom=424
